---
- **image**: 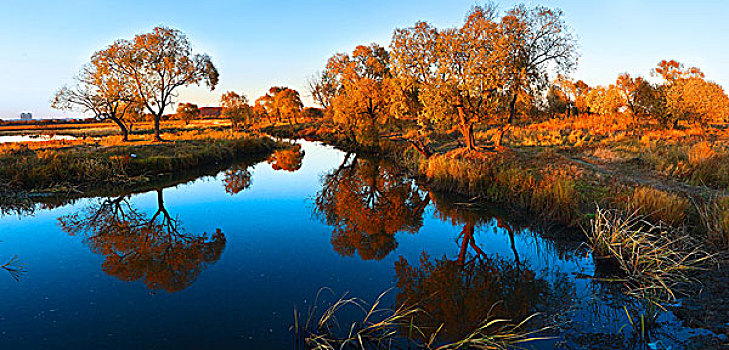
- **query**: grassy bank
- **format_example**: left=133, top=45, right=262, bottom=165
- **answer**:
left=0, top=129, right=281, bottom=195
left=263, top=120, right=728, bottom=249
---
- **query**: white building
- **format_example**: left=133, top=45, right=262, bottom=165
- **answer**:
left=20, top=112, right=32, bottom=120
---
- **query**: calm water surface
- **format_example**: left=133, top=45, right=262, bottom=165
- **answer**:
left=0, top=141, right=720, bottom=349
left=0, top=135, right=77, bottom=143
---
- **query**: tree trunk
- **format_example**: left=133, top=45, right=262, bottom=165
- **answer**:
left=407, top=139, right=432, bottom=158
left=496, top=93, right=518, bottom=148
left=111, top=117, right=129, bottom=142
left=457, top=106, right=476, bottom=150
left=154, top=113, right=163, bottom=142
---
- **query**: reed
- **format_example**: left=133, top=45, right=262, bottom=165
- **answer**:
left=293, top=288, right=546, bottom=350
left=696, top=195, right=729, bottom=247
left=587, top=207, right=714, bottom=301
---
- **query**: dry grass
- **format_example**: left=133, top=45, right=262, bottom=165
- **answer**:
left=587, top=207, right=714, bottom=301
left=0, top=131, right=280, bottom=192
left=629, top=186, right=689, bottom=227
left=696, top=195, right=729, bottom=247
left=422, top=149, right=581, bottom=226
left=293, top=288, right=546, bottom=350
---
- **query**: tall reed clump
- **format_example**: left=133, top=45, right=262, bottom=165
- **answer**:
left=586, top=207, right=713, bottom=301
left=696, top=195, right=729, bottom=248
left=422, top=150, right=581, bottom=226
left=628, top=186, right=689, bottom=227
left=293, top=289, right=545, bottom=350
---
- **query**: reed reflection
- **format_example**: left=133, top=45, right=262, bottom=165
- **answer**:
left=58, top=188, right=226, bottom=292
left=314, top=155, right=429, bottom=260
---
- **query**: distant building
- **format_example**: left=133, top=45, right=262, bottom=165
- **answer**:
left=199, top=107, right=222, bottom=119
left=20, top=112, right=33, bottom=120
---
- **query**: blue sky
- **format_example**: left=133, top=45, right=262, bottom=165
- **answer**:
left=1, top=0, right=727, bottom=119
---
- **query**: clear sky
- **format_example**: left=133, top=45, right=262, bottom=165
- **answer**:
left=1, top=0, right=727, bottom=119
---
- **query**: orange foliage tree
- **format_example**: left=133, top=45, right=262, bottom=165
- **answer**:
left=52, top=52, right=141, bottom=141
left=391, top=4, right=577, bottom=149
left=255, top=87, right=303, bottom=126
left=324, top=44, right=392, bottom=148
left=220, top=91, right=252, bottom=130
left=100, top=27, right=219, bottom=141
left=176, top=102, right=199, bottom=125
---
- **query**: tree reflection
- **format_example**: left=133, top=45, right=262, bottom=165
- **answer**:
left=314, top=155, right=430, bottom=260
left=430, top=192, right=525, bottom=267
left=223, top=164, right=253, bottom=195
left=58, top=188, right=226, bottom=292
left=267, top=144, right=305, bottom=172
left=394, top=194, right=571, bottom=343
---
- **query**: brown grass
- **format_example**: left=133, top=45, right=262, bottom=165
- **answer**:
left=629, top=186, right=689, bottom=227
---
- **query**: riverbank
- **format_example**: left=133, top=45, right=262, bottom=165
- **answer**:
left=265, top=121, right=727, bottom=238
left=264, top=120, right=729, bottom=341
left=0, top=129, right=282, bottom=198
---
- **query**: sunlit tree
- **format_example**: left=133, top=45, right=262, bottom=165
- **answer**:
left=99, top=27, right=219, bottom=141
left=496, top=5, right=578, bottom=145
left=391, top=7, right=504, bottom=150
left=220, top=91, right=252, bottom=130
left=307, top=71, right=337, bottom=109
left=255, top=87, right=303, bottom=126
left=176, top=102, right=199, bottom=125
left=648, top=60, right=729, bottom=128
left=584, top=84, right=623, bottom=116
left=325, top=44, right=391, bottom=148
left=52, top=55, right=140, bottom=141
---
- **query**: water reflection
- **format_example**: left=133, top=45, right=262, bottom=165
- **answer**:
left=267, top=143, right=305, bottom=172
left=223, top=164, right=253, bottom=195
left=58, top=188, right=226, bottom=292
left=314, top=154, right=429, bottom=260
left=396, top=194, right=575, bottom=343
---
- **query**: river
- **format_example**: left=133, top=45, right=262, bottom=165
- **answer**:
left=0, top=140, right=720, bottom=349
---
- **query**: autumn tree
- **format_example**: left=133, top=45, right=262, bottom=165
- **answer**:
left=649, top=60, right=729, bottom=128
left=307, top=71, right=337, bottom=109
left=256, top=87, right=303, bottom=125
left=220, top=91, right=252, bottom=130
left=52, top=55, right=140, bottom=141
left=615, top=73, right=653, bottom=116
left=301, top=107, right=324, bottom=120
left=324, top=44, right=391, bottom=148
left=391, top=8, right=501, bottom=150
left=496, top=5, right=578, bottom=146
left=176, top=102, right=199, bottom=125
left=552, top=75, right=590, bottom=117
left=664, top=77, right=729, bottom=127
left=100, top=27, right=219, bottom=141
left=584, top=84, right=623, bottom=115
